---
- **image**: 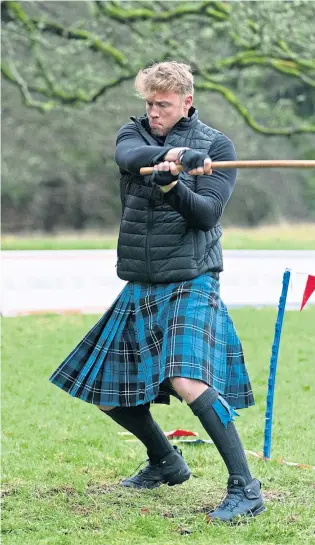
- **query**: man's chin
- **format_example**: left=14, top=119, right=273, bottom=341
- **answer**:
left=150, top=126, right=165, bottom=137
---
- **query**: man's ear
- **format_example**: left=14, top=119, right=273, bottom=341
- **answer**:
left=184, top=94, right=193, bottom=109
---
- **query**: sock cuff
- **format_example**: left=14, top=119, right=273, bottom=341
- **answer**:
left=189, top=387, right=219, bottom=417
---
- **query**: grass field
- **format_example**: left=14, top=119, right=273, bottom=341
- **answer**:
left=2, top=223, right=315, bottom=251
left=2, top=308, right=315, bottom=545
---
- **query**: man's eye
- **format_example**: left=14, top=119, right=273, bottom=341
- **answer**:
left=147, top=102, right=153, bottom=107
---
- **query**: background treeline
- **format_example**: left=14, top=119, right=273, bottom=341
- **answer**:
left=1, top=0, right=315, bottom=233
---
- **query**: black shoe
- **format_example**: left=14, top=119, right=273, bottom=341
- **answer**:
left=207, top=475, right=265, bottom=522
left=120, top=446, right=191, bottom=489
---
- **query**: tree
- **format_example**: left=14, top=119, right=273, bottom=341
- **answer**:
left=2, top=0, right=315, bottom=136
left=2, top=1, right=315, bottom=232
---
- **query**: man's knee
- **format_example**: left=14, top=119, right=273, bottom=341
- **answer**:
left=170, top=377, right=190, bottom=390
left=169, top=377, right=209, bottom=403
left=98, top=405, right=116, bottom=412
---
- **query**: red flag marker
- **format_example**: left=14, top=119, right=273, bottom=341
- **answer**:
left=300, top=274, right=315, bottom=311
left=165, top=429, right=198, bottom=439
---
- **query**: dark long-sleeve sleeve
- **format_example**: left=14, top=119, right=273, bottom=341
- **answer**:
left=115, top=122, right=172, bottom=174
left=163, top=132, right=237, bottom=231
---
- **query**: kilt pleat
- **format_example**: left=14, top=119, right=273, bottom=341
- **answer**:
left=49, top=273, right=254, bottom=409
left=50, top=289, right=132, bottom=400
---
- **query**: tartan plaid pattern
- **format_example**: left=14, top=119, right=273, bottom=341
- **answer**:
left=49, top=273, right=254, bottom=409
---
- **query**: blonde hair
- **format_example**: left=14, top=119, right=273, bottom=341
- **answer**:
left=134, top=61, right=194, bottom=98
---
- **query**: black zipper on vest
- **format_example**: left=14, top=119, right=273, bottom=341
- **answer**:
left=146, top=205, right=153, bottom=281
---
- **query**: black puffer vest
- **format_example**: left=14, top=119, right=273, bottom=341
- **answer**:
left=117, top=109, right=223, bottom=283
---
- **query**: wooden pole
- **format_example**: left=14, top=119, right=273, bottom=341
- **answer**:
left=140, top=160, right=315, bottom=175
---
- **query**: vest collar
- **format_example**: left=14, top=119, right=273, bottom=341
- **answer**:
left=130, top=106, right=199, bottom=134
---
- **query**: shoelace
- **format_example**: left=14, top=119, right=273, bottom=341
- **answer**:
left=128, top=458, right=159, bottom=480
left=130, top=459, right=148, bottom=476
left=218, top=491, right=244, bottom=512
left=127, top=448, right=181, bottom=481
left=137, top=466, right=157, bottom=477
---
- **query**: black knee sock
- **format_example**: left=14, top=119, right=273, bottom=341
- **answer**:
left=101, top=404, right=174, bottom=464
left=189, top=387, right=252, bottom=484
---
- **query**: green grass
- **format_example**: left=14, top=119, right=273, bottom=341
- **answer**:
left=1, top=235, right=118, bottom=251
left=2, top=308, right=315, bottom=545
left=2, top=224, right=315, bottom=250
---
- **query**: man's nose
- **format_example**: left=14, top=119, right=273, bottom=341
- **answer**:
left=150, top=105, right=160, bottom=117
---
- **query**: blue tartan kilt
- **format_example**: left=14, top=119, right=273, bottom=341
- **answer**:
left=49, top=273, right=254, bottom=409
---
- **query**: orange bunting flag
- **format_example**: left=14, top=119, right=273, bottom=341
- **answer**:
left=300, top=274, right=315, bottom=311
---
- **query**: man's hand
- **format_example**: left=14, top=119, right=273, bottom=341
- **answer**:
left=178, top=149, right=212, bottom=176
left=163, top=148, right=212, bottom=176
left=152, top=161, right=180, bottom=193
left=163, top=148, right=190, bottom=163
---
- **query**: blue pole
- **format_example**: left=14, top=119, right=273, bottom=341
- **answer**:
left=263, top=269, right=291, bottom=460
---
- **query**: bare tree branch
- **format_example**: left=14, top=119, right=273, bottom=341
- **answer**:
left=195, top=79, right=315, bottom=135
left=202, top=51, right=315, bottom=88
left=1, top=61, right=57, bottom=112
left=1, top=61, right=136, bottom=111
left=2, top=1, right=314, bottom=135
left=97, top=0, right=228, bottom=23
left=5, top=1, right=128, bottom=66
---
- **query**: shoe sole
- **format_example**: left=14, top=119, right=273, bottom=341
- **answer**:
left=121, top=468, right=191, bottom=489
left=251, top=505, right=266, bottom=517
left=231, top=505, right=267, bottom=525
left=207, top=504, right=266, bottom=524
left=121, top=481, right=162, bottom=489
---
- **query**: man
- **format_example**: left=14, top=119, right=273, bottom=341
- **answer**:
left=50, top=61, right=265, bottom=522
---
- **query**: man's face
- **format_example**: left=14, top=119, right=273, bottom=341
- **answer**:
left=145, top=91, right=193, bottom=136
